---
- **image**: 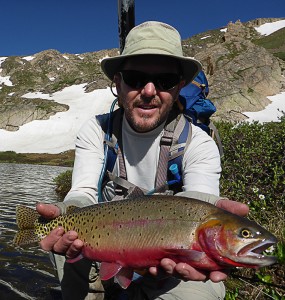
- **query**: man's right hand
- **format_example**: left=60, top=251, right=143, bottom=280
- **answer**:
left=36, top=203, right=84, bottom=258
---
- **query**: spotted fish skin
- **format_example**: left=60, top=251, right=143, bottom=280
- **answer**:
left=14, top=195, right=277, bottom=289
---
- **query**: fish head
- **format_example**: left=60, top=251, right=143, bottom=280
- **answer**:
left=197, top=213, right=278, bottom=269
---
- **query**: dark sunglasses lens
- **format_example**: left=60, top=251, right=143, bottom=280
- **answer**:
left=121, top=71, right=180, bottom=91
left=156, top=74, right=180, bottom=90
left=121, top=71, right=146, bottom=89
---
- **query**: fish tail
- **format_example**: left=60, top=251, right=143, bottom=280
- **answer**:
left=13, top=205, right=40, bottom=246
left=13, top=228, right=40, bottom=246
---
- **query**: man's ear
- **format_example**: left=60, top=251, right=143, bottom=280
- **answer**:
left=114, top=73, right=121, bottom=93
left=179, top=80, right=186, bottom=89
left=112, top=73, right=123, bottom=107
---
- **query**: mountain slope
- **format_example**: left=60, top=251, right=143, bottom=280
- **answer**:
left=0, top=18, right=284, bottom=132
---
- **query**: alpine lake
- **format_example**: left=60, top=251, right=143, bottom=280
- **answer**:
left=0, top=163, right=71, bottom=300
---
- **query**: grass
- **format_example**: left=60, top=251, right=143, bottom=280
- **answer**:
left=0, top=150, right=74, bottom=167
left=253, top=27, right=285, bottom=61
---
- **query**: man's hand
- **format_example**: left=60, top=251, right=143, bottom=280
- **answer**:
left=36, top=203, right=83, bottom=258
left=216, top=199, right=249, bottom=217
left=149, top=199, right=249, bottom=282
left=149, top=259, right=228, bottom=282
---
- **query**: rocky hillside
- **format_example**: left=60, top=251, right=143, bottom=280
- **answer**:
left=1, top=18, right=284, bottom=130
left=182, top=18, right=285, bottom=120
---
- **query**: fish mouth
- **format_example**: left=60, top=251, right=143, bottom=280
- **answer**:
left=237, top=238, right=277, bottom=267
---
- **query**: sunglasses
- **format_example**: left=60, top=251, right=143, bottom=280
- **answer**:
left=119, top=70, right=182, bottom=91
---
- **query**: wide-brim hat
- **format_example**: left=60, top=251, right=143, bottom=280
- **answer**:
left=101, top=21, right=202, bottom=86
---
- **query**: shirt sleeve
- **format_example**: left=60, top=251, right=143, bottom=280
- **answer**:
left=182, top=124, right=221, bottom=196
left=64, top=117, right=105, bottom=205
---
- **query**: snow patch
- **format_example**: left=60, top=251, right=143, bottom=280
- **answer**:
left=0, top=85, right=115, bottom=154
left=22, top=56, right=35, bottom=61
left=255, top=19, right=285, bottom=36
left=0, top=75, right=13, bottom=86
left=244, top=92, right=285, bottom=123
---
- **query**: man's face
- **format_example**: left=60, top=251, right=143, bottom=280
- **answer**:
left=115, top=56, right=185, bottom=133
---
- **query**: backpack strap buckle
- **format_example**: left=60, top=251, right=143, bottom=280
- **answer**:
left=160, top=132, right=173, bottom=146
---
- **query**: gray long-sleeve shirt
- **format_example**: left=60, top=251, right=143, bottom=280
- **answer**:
left=63, top=112, right=221, bottom=207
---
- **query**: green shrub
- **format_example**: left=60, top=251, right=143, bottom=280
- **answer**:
left=217, top=117, right=285, bottom=299
left=0, top=151, right=24, bottom=162
left=53, top=169, right=73, bottom=200
left=218, top=118, right=285, bottom=228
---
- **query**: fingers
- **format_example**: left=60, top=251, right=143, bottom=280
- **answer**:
left=40, top=227, right=65, bottom=251
left=36, top=203, right=61, bottom=219
left=65, top=236, right=84, bottom=259
left=39, top=228, right=84, bottom=258
left=150, top=259, right=209, bottom=281
left=209, top=270, right=229, bottom=282
left=216, top=199, right=249, bottom=217
left=168, top=261, right=208, bottom=281
left=52, top=231, right=79, bottom=254
left=36, top=203, right=84, bottom=258
left=149, top=258, right=229, bottom=282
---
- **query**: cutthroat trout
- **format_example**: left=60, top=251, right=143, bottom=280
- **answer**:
left=14, top=195, right=277, bottom=289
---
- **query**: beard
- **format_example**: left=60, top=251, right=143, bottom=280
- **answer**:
left=124, top=100, right=174, bottom=133
left=126, top=112, right=160, bottom=132
left=122, top=87, right=180, bottom=133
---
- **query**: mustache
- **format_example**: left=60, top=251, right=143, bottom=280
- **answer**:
left=133, top=97, right=161, bottom=107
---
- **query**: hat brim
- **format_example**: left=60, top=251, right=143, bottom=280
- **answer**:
left=101, top=53, right=202, bottom=86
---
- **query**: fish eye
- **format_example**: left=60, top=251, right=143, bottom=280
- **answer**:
left=239, top=228, right=252, bottom=238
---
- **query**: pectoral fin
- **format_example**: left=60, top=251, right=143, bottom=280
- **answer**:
left=66, top=253, right=84, bottom=263
left=99, top=262, right=123, bottom=280
left=99, top=262, right=134, bottom=289
left=115, top=268, right=134, bottom=289
left=165, top=249, right=206, bottom=262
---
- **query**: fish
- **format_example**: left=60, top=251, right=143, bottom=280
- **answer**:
left=14, top=195, right=277, bottom=289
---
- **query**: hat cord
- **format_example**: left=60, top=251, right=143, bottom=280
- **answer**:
left=110, top=79, right=118, bottom=97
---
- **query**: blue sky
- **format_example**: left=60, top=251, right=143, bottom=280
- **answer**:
left=1, top=0, right=284, bottom=56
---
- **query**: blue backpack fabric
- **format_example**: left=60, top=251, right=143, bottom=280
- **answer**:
left=178, top=70, right=216, bottom=135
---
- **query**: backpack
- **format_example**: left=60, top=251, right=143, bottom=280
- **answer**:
left=177, top=70, right=223, bottom=156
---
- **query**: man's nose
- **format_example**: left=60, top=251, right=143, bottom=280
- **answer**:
left=141, top=82, right=157, bottom=97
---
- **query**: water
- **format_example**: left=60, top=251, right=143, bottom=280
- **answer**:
left=0, top=163, right=71, bottom=300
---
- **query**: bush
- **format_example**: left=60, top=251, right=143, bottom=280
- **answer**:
left=217, top=117, right=285, bottom=299
left=53, top=169, right=73, bottom=200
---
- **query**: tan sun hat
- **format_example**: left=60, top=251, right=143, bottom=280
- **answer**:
left=101, top=21, right=202, bottom=86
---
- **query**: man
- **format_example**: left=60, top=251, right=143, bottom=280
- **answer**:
left=37, top=21, right=249, bottom=299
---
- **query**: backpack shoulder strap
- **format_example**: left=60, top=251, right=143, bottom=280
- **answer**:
left=169, top=114, right=192, bottom=160
left=166, top=114, right=192, bottom=194
left=155, top=108, right=192, bottom=192
left=208, top=121, right=224, bottom=157
left=109, top=108, right=127, bottom=180
left=100, top=107, right=137, bottom=198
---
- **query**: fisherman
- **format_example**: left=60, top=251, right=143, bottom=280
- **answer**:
left=37, top=21, right=249, bottom=300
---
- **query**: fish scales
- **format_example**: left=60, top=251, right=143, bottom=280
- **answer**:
left=14, top=195, right=278, bottom=289
left=69, top=197, right=207, bottom=251
left=58, top=197, right=213, bottom=267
